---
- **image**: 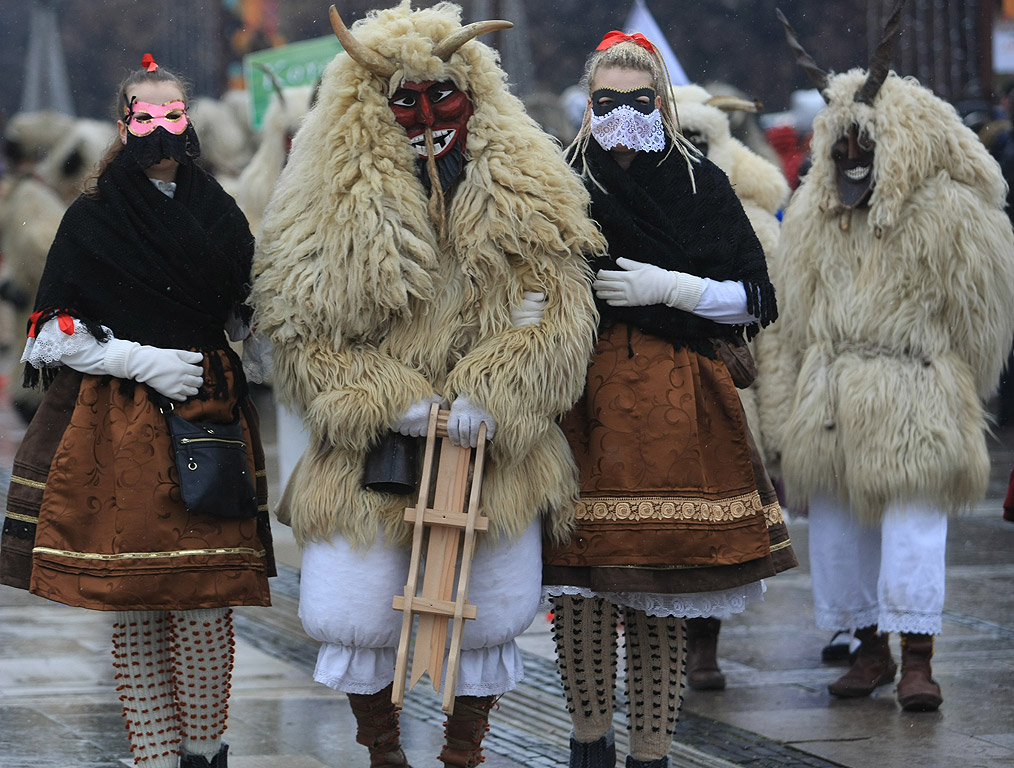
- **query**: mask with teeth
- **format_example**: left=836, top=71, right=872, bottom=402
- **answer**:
left=832, top=124, right=875, bottom=209
left=390, top=80, right=473, bottom=192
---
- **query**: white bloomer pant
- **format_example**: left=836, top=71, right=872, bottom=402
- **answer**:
left=808, top=493, right=947, bottom=636
left=299, top=519, right=542, bottom=696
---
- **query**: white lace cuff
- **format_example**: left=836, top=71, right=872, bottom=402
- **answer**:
left=21, top=317, right=114, bottom=369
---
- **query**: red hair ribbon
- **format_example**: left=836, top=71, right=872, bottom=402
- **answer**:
left=141, top=53, right=159, bottom=72
left=596, top=30, right=656, bottom=54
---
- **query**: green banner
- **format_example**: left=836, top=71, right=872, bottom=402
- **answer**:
left=244, top=35, right=343, bottom=130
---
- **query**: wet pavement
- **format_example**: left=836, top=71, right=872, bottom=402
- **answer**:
left=2, top=382, right=1013, bottom=768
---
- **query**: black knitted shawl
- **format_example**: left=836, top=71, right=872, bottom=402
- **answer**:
left=26, top=151, right=254, bottom=390
left=576, top=137, right=776, bottom=357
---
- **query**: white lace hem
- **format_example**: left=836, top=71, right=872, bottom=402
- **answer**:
left=591, top=106, right=666, bottom=152
left=542, top=582, right=765, bottom=619
left=312, top=638, right=525, bottom=697
left=21, top=319, right=113, bottom=368
left=815, top=606, right=942, bottom=635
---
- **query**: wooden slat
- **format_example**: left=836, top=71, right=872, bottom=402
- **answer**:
left=403, top=506, right=489, bottom=531
left=391, top=595, right=478, bottom=619
left=392, top=403, right=442, bottom=707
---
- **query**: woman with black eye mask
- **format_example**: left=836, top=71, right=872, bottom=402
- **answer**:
left=543, top=31, right=794, bottom=768
left=0, top=55, right=272, bottom=768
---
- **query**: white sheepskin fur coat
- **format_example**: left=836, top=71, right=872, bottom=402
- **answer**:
left=766, top=69, right=1014, bottom=522
left=251, top=1, right=604, bottom=548
left=671, top=84, right=790, bottom=463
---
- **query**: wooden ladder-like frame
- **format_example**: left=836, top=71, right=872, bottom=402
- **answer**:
left=391, top=403, right=489, bottom=714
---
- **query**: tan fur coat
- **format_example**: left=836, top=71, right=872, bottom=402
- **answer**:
left=671, top=85, right=790, bottom=462
left=251, top=2, right=604, bottom=547
left=766, top=70, right=1014, bottom=521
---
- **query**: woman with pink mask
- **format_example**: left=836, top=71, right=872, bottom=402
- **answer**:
left=0, top=56, right=271, bottom=768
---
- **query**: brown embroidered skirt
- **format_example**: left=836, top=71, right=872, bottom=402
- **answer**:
left=0, top=353, right=274, bottom=611
left=544, top=323, right=795, bottom=594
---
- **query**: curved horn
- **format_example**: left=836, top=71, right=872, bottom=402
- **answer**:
left=328, top=5, right=397, bottom=78
left=432, top=20, right=514, bottom=61
left=855, top=0, right=906, bottom=105
left=775, top=8, right=830, bottom=102
left=705, top=95, right=762, bottom=114
left=255, top=63, right=287, bottom=110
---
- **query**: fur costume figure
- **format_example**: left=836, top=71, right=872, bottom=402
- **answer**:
left=670, top=83, right=792, bottom=692
left=0, top=175, right=65, bottom=423
left=770, top=69, right=1014, bottom=519
left=253, top=2, right=601, bottom=550
left=769, top=6, right=1014, bottom=712
left=670, top=84, right=790, bottom=462
left=251, top=3, right=602, bottom=764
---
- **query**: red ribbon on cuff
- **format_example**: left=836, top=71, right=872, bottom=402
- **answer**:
left=27, top=311, right=42, bottom=339
left=26, top=312, right=74, bottom=338
left=596, top=30, right=656, bottom=54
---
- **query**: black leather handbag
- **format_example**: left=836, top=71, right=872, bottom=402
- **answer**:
left=163, top=404, right=258, bottom=519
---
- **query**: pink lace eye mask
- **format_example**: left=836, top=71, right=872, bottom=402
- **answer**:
left=125, top=100, right=189, bottom=137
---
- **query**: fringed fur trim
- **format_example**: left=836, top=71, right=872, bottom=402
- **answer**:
left=807, top=69, right=1007, bottom=232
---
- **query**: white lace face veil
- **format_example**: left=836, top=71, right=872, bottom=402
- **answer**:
left=590, top=104, right=665, bottom=153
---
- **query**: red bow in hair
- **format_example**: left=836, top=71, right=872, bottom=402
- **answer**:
left=596, top=30, right=656, bottom=54
left=141, top=53, right=159, bottom=72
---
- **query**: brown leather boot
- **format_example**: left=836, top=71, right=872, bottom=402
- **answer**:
left=347, top=684, right=412, bottom=767
left=686, top=617, right=726, bottom=691
left=897, top=633, right=943, bottom=712
left=439, top=695, right=496, bottom=768
left=828, top=625, right=896, bottom=697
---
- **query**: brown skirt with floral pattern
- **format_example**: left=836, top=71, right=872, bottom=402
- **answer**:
left=0, top=353, right=274, bottom=611
left=544, top=323, right=795, bottom=594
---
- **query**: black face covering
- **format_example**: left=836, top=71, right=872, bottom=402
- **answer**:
left=416, top=141, right=466, bottom=194
left=591, top=87, right=656, bottom=116
left=123, top=123, right=202, bottom=170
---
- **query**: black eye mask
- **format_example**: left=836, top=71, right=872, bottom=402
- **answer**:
left=591, top=88, right=656, bottom=116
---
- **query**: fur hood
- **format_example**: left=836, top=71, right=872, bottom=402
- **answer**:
left=671, top=84, right=789, bottom=216
left=806, top=69, right=1006, bottom=231
left=254, top=0, right=602, bottom=346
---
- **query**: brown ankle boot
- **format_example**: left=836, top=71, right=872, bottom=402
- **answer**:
left=828, top=625, right=896, bottom=698
left=686, top=617, right=726, bottom=690
left=347, top=684, right=412, bottom=767
left=897, top=633, right=943, bottom=712
left=439, top=695, right=496, bottom=768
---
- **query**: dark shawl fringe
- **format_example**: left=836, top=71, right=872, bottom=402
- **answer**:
left=24, top=151, right=254, bottom=395
left=573, top=138, right=777, bottom=356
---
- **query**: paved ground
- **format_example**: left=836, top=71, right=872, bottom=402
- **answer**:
left=2, top=383, right=1013, bottom=768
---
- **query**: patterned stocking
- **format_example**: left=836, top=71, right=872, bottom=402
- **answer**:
left=622, top=608, right=686, bottom=762
left=552, top=594, right=619, bottom=743
left=170, top=608, right=234, bottom=761
left=111, top=611, right=180, bottom=768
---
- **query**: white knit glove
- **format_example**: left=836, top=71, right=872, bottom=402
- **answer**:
left=446, top=395, right=496, bottom=448
left=510, top=291, right=546, bottom=327
left=394, top=394, right=445, bottom=437
left=593, top=257, right=704, bottom=310
left=102, top=339, right=204, bottom=402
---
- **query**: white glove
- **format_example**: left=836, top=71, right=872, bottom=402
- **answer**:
left=394, top=394, right=444, bottom=437
left=446, top=395, right=496, bottom=448
left=593, top=257, right=704, bottom=310
left=510, top=291, right=546, bottom=327
left=103, top=339, right=204, bottom=402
